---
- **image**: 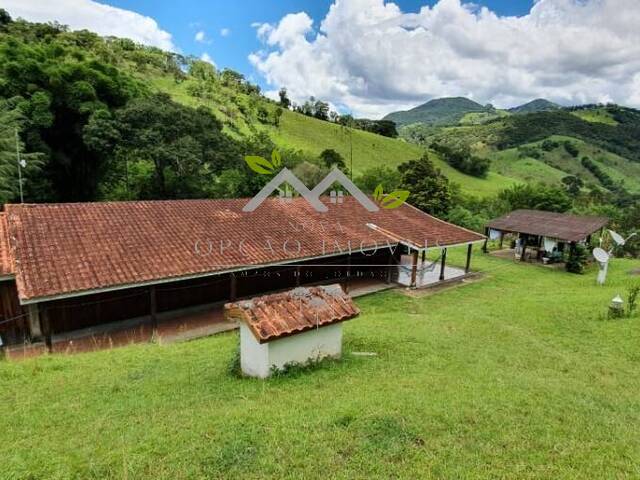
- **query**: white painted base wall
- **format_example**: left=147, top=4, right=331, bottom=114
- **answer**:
left=239, top=322, right=343, bottom=378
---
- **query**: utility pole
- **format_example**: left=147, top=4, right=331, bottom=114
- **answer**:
left=15, top=127, right=24, bottom=204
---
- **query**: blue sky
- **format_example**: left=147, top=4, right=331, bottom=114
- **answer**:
left=104, top=0, right=535, bottom=84
left=6, top=0, right=638, bottom=116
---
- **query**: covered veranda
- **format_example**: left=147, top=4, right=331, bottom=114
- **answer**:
left=483, top=209, right=609, bottom=264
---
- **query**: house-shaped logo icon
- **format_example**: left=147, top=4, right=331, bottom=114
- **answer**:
left=242, top=168, right=379, bottom=213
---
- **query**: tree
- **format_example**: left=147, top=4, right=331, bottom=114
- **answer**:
left=498, top=183, right=572, bottom=212
left=313, top=99, right=330, bottom=121
left=0, top=8, right=11, bottom=29
left=355, top=166, right=401, bottom=193
left=319, top=149, right=346, bottom=169
left=278, top=87, right=291, bottom=109
left=398, top=153, right=452, bottom=217
left=189, top=60, right=216, bottom=81
left=112, top=93, right=234, bottom=198
left=562, top=175, right=584, bottom=196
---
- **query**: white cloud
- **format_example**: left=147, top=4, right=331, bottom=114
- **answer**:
left=220, top=28, right=231, bottom=37
left=250, top=0, right=640, bottom=118
left=3, top=0, right=176, bottom=51
left=194, top=30, right=206, bottom=42
left=200, top=52, right=216, bottom=66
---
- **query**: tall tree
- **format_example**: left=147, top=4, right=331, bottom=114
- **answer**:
left=398, top=153, right=452, bottom=217
left=278, top=87, right=291, bottom=109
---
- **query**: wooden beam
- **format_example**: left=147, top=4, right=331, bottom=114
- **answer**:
left=410, top=250, right=419, bottom=288
left=26, top=304, right=42, bottom=341
left=41, top=305, right=52, bottom=353
left=520, top=234, right=528, bottom=262
left=439, top=248, right=448, bottom=281
left=465, top=243, right=473, bottom=274
left=499, top=232, right=504, bottom=249
left=344, top=254, right=351, bottom=294
left=482, top=227, right=489, bottom=253
left=386, top=253, right=394, bottom=284
left=295, top=266, right=301, bottom=287
left=150, top=286, right=157, bottom=338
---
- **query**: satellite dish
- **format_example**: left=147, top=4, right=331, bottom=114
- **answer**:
left=592, top=247, right=610, bottom=286
left=609, top=229, right=626, bottom=246
left=592, top=247, right=610, bottom=264
left=608, top=229, right=637, bottom=247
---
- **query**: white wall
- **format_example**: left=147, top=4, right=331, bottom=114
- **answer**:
left=240, top=322, right=343, bottom=378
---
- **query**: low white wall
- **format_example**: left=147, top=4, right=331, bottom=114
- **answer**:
left=240, top=322, right=343, bottom=378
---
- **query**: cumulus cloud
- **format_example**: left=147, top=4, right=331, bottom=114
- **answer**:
left=200, top=52, right=216, bottom=66
left=250, top=0, right=640, bottom=117
left=3, top=0, right=176, bottom=51
left=194, top=30, right=206, bottom=42
left=220, top=28, right=231, bottom=37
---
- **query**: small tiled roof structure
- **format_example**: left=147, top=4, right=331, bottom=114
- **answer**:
left=0, top=213, right=14, bottom=277
left=224, top=284, right=359, bottom=343
left=487, top=209, right=609, bottom=243
left=3, top=197, right=485, bottom=303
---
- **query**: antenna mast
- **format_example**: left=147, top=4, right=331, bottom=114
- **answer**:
left=15, top=127, right=24, bottom=204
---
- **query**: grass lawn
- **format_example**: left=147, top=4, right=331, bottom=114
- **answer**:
left=2, top=250, right=640, bottom=478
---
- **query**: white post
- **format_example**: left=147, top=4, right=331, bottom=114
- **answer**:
left=15, top=127, right=24, bottom=204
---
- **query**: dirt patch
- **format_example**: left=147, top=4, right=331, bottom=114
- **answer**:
left=629, top=268, right=640, bottom=276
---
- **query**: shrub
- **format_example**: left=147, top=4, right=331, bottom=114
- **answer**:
left=566, top=244, right=588, bottom=274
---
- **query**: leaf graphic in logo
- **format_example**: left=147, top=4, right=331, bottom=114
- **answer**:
left=245, top=155, right=275, bottom=175
left=271, top=149, right=282, bottom=167
left=373, top=184, right=384, bottom=202
left=381, top=190, right=410, bottom=209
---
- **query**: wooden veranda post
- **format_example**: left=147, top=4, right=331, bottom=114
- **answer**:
left=465, top=244, right=473, bottom=274
left=41, top=305, right=52, bottom=352
left=520, top=234, right=528, bottom=262
left=150, top=286, right=158, bottom=338
left=410, top=251, right=419, bottom=288
left=482, top=227, right=489, bottom=253
left=439, top=248, right=448, bottom=281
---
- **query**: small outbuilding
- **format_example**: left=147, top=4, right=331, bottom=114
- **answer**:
left=485, top=209, right=609, bottom=263
left=224, top=284, right=359, bottom=378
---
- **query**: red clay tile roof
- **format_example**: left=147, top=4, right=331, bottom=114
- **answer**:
left=224, top=284, right=359, bottom=343
left=4, top=197, right=484, bottom=302
left=0, top=213, right=14, bottom=277
left=487, top=209, right=609, bottom=243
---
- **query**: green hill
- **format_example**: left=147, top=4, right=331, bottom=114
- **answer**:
left=508, top=98, right=560, bottom=114
left=2, top=14, right=639, bottom=205
left=383, top=97, right=490, bottom=126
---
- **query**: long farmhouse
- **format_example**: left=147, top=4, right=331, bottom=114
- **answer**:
left=0, top=197, right=484, bottom=351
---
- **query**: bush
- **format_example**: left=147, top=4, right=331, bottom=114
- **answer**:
left=431, top=142, right=491, bottom=178
left=566, top=244, right=588, bottom=274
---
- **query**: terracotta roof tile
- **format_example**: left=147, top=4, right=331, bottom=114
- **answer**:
left=0, top=213, right=14, bottom=277
left=4, top=197, right=485, bottom=302
left=487, top=209, right=609, bottom=243
left=224, top=284, right=359, bottom=342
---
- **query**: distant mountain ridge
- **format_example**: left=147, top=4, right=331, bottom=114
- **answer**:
left=384, top=97, right=562, bottom=126
left=508, top=99, right=560, bottom=114
left=383, top=97, right=490, bottom=126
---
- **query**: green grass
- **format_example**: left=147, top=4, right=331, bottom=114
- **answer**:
left=148, top=75, right=515, bottom=198
left=480, top=135, right=640, bottom=192
left=571, top=109, right=618, bottom=126
left=271, top=110, right=517, bottom=197
left=2, top=251, right=640, bottom=479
